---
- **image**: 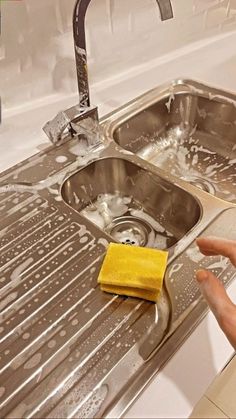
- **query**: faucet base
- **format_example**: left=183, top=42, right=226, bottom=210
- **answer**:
left=43, top=105, right=98, bottom=145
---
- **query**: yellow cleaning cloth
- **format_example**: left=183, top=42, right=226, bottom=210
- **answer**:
left=98, top=243, right=168, bottom=302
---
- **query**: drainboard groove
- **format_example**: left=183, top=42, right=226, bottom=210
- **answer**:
left=0, top=247, right=104, bottom=354
left=1, top=294, right=130, bottom=417
left=0, top=200, right=50, bottom=243
left=0, top=214, right=69, bottom=271
left=2, top=195, right=40, bottom=219
left=0, top=205, right=58, bottom=253
left=0, top=193, right=32, bottom=217
left=9, top=299, right=149, bottom=419
left=0, top=196, right=47, bottom=237
left=0, top=191, right=16, bottom=204
left=38, top=301, right=152, bottom=419
left=0, top=222, right=86, bottom=295
left=0, top=229, right=94, bottom=319
left=0, top=218, right=92, bottom=290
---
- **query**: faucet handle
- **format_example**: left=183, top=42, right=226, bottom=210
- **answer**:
left=43, top=105, right=98, bottom=145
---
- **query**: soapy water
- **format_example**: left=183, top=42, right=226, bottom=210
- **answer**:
left=81, top=194, right=132, bottom=229
left=133, top=125, right=236, bottom=202
left=80, top=193, right=175, bottom=249
left=69, top=384, right=108, bottom=418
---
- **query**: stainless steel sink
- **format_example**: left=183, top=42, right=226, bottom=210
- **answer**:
left=108, top=80, right=236, bottom=203
left=61, top=157, right=201, bottom=249
left=0, top=80, right=236, bottom=419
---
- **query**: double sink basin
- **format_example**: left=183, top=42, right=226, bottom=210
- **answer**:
left=62, top=79, right=236, bottom=249
left=1, top=79, right=236, bottom=418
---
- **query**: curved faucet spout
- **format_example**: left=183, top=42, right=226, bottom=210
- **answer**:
left=73, top=0, right=173, bottom=108
left=157, top=0, right=173, bottom=20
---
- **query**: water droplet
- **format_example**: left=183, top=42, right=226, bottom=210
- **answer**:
left=56, top=155, right=68, bottom=163
left=80, top=236, right=88, bottom=244
left=22, top=332, right=30, bottom=340
left=48, top=340, right=56, bottom=349
left=24, top=353, right=42, bottom=369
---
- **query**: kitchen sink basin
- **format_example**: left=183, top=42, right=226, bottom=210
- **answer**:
left=61, top=157, right=201, bottom=249
left=111, top=80, right=236, bottom=203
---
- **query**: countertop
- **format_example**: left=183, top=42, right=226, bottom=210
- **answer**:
left=1, top=30, right=236, bottom=418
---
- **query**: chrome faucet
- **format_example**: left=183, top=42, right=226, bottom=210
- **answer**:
left=73, top=0, right=173, bottom=108
left=43, top=0, right=173, bottom=144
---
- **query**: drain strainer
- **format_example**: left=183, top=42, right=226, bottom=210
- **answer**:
left=106, top=216, right=153, bottom=247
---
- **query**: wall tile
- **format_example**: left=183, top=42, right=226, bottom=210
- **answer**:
left=205, top=1, right=228, bottom=28
left=0, top=0, right=235, bottom=110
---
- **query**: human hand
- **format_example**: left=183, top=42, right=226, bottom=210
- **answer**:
left=196, top=236, right=236, bottom=350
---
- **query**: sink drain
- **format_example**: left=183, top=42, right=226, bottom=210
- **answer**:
left=183, top=176, right=216, bottom=195
left=106, top=216, right=153, bottom=247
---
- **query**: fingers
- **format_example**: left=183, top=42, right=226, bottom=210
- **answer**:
left=196, top=269, right=236, bottom=349
left=196, top=236, right=236, bottom=266
left=196, top=269, right=233, bottom=317
left=196, top=236, right=236, bottom=349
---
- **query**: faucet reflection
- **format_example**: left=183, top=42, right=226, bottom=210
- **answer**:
left=43, top=0, right=174, bottom=144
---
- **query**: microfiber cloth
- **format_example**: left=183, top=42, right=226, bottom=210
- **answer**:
left=98, top=243, right=168, bottom=302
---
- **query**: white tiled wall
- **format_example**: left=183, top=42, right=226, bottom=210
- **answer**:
left=0, top=0, right=236, bottom=110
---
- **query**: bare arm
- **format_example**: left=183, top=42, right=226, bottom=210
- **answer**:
left=196, top=236, right=236, bottom=350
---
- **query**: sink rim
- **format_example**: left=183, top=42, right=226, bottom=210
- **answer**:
left=101, top=77, right=236, bottom=131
